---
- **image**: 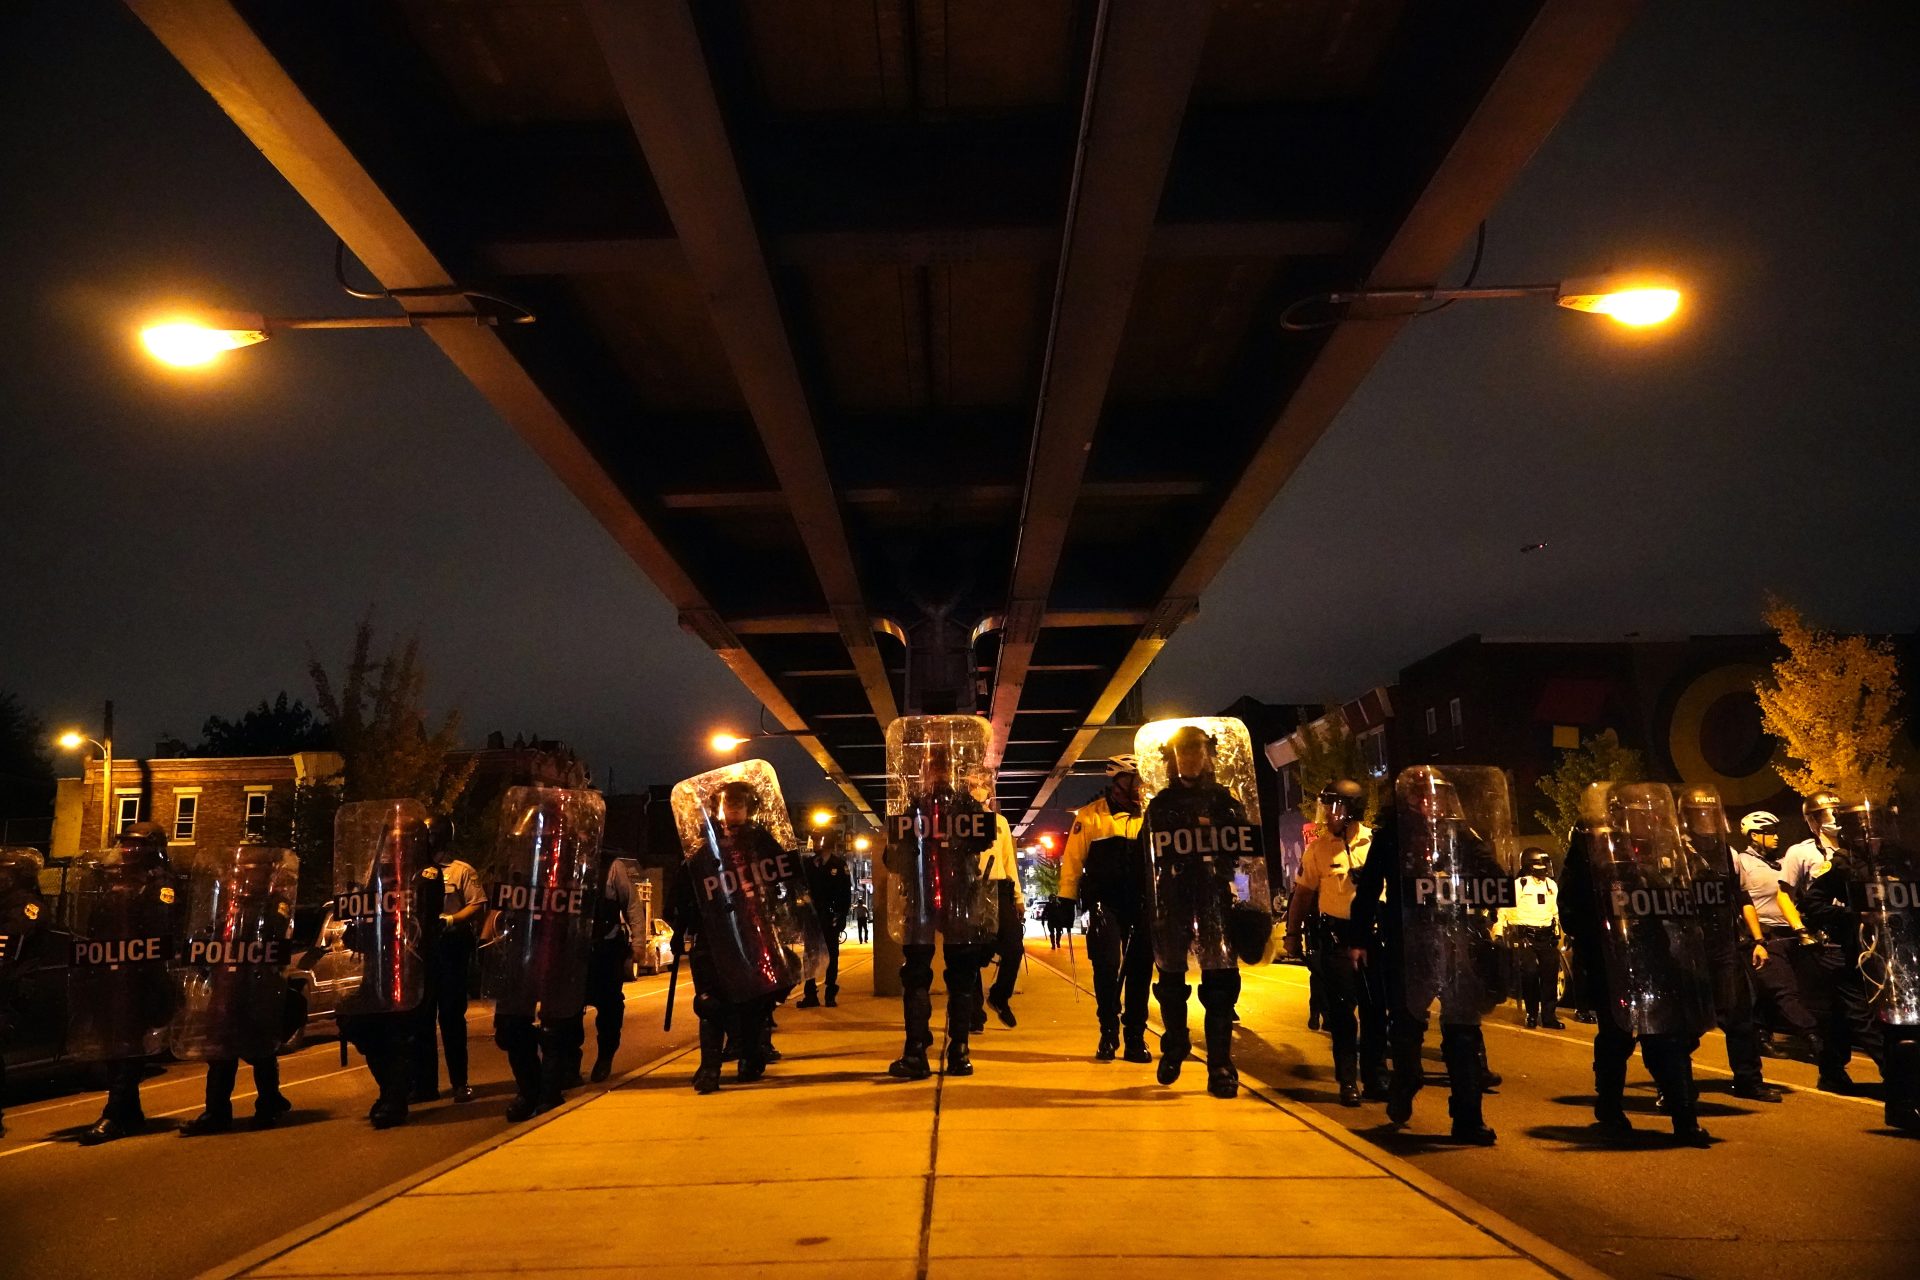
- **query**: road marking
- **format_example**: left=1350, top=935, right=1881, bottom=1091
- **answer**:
left=3, top=1039, right=338, bottom=1120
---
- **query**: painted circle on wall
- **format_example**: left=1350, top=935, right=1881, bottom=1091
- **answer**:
left=1666, top=663, right=1785, bottom=807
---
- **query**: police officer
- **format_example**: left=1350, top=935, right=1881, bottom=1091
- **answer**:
left=854, top=898, right=871, bottom=943
left=1352, top=768, right=1504, bottom=1145
left=0, top=847, right=48, bottom=1137
left=1498, top=849, right=1564, bottom=1029
left=1836, top=800, right=1920, bottom=1133
left=176, top=845, right=299, bottom=1135
left=1286, top=780, right=1388, bottom=1105
left=1141, top=724, right=1260, bottom=1100
left=72, top=823, right=186, bottom=1144
left=1787, top=793, right=1882, bottom=1093
left=1059, top=757, right=1150, bottom=1062
left=335, top=801, right=442, bottom=1130
left=414, top=816, right=486, bottom=1105
left=1735, top=810, right=1824, bottom=1057
left=574, top=855, right=646, bottom=1082
left=797, top=842, right=852, bottom=1009
left=1561, top=786, right=1712, bottom=1146
left=979, top=789, right=1026, bottom=1028
left=1677, top=787, right=1782, bottom=1102
left=670, top=776, right=812, bottom=1093
left=884, top=728, right=998, bottom=1081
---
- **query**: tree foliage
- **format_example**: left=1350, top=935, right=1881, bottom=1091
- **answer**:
left=309, top=620, right=474, bottom=812
left=1755, top=598, right=1905, bottom=804
left=1532, top=729, right=1643, bottom=852
left=199, top=692, right=332, bottom=757
left=1293, top=709, right=1382, bottom=824
left=0, top=690, right=56, bottom=823
left=1028, top=848, right=1062, bottom=900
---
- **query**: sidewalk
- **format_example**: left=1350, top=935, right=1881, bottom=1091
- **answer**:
left=222, top=946, right=1603, bottom=1279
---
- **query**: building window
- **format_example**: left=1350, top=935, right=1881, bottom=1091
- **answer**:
left=1360, top=727, right=1388, bottom=778
left=1552, top=724, right=1581, bottom=750
left=1449, top=697, right=1464, bottom=750
left=115, top=793, right=140, bottom=835
left=244, top=791, right=269, bottom=843
left=1425, top=707, right=1437, bottom=736
left=173, top=794, right=197, bottom=842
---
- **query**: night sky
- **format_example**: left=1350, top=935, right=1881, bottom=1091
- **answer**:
left=3, top=1, right=1917, bottom=817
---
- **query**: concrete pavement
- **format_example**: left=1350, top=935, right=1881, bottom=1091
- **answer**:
left=218, top=945, right=1600, bottom=1279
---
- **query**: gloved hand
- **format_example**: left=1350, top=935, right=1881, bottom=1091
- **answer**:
left=1796, top=927, right=1824, bottom=948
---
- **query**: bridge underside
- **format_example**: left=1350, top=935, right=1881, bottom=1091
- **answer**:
left=131, top=0, right=1639, bottom=826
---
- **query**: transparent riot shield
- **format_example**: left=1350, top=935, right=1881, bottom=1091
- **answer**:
left=0, top=847, right=46, bottom=970
left=1676, top=784, right=1745, bottom=962
left=883, top=716, right=999, bottom=948
left=1395, top=766, right=1515, bottom=1022
left=170, top=846, right=299, bottom=1061
left=331, top=799, right=431, bottom=1017
left=67, top=849, right=188, bottom=1061
left=1840, top=801, right=1920, bottom=1028
left=1595, top=783, right=1715, bottom=1037
left=670, top=760, right=824, bottom=1002
left=485, top=787, right=604, bottom=1019
left=1136, top=717, right=1272, bottom=972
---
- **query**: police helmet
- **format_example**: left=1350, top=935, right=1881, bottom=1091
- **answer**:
left=1738, top=810, right=1780, bottom=836
left=1523, top=848, right=1553, bottom=875
left=1319, top=779, right=1366, bottom=823
left=1105, top=755, right=1140, bottom=778
left=711, top=779, right=761, bottom=817
left=1802, top=792, right=1843, bottom=835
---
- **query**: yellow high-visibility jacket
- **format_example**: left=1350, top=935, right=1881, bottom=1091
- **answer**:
left=979, top=814, right=1026, bottom=913
left=1058, top=795, right=1143, bottom=901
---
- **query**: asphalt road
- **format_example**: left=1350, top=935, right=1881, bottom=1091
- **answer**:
left=1216, top=958, right=1920, bottom=1280
left=0, top=953, right=868, bottom=1280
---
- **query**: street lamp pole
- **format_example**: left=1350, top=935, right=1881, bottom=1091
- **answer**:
left=58, top=700, right=114, bottom=849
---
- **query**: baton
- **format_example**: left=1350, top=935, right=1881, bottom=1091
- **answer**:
left=663, top=949, right=682, bottom=1031
left=1065, top=921, right=1080, bottom=1001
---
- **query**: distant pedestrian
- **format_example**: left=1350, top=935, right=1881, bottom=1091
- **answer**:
left=798, top=847, right=852, bottom=1008
left=413, top=816, right=486, bottom=1104
left=854, top=899, right=871, bottom=943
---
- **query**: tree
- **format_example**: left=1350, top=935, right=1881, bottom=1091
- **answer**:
left=1755, top=598, right=1906, bottom=804
left=309, top=620, right=474, bottom=813
left=1028, top=848, right=1062, bottom=900
left=197, top=692, right=332, bottom=757
left=1533, top=729, right=1643, bottom=852
left=0, top=690, right=56, bottom=825
left=1293, top=709, right=1382, bottom=824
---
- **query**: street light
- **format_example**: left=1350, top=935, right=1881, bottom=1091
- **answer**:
left=851, top=835, right=872, bottom=853
left=1288, top=273, right=1683, bottom=331
left=139, top=306, right=532, bottom=369
left=810, top=809, right=835, bottom=828
left=709, top=731, right=747, bottom=753
left=56, top=719, right=112, bottom=849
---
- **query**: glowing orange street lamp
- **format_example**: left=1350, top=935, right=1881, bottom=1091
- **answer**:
left=1289, top=273, right=1683, bottom=332
left=851, top=835, right=872, bottom=853
left=709, top=731, right=747, bottom=754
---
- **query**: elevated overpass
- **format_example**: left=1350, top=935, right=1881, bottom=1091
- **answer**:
left=130, top=0, right=1640, bottom=828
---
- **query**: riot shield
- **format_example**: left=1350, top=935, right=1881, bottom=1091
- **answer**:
left=670, top=760, right=824, bottom=1002
left=1136, top=717, right=1272, bottom=972
left=485, top=787, right=604, bottom=1019
left=1840, top=801, right=1920, bottom=1028
left=331, top=799, right=431, bottom=1017
left=882, top=716, right=999, bottom=947
left=170, top=846, right=299, bottom=1061
left=1395, top=765, right=1515, bottom=1022
left=67, top=847, right=187, bottom=1061
left=1676, top=784, right=1745, bottom=962
left=1593, top=783, right=1715, bottom=1037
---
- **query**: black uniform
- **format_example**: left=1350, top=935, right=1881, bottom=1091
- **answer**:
left=0, top=854, right=48, bottom=1135
left=1350, top=813, right=1495, bottom=1139
left=1559, top=822, right=1708, bottom=1142
left=340, top=866, right=444, bottom=1128
left=670, top=820, right=802, bottom=1092
left=800, top=853, right=852, bottom=1007
left=1791, top=840, right=1883, bottom=1085
left=1685, top=820, right=1773, bottom=1094
left=886, top=787, right=997, bottom=1079
left=413, top=858, right=482, bottom=1101
left=568, top=858, right=642, bottom=1082
left=1143, top=776, right=1253, bottom=1098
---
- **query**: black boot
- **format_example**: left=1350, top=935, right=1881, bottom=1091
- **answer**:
left=1154, top=980, right=1191, bottom=1085
left=693, top=1016, right=725, bottom=1094
left=890, top=979, right=934, bottom=1080
left=824, top=984, right=839, bottom=1008
left=1095, top=1020, right=1119, bottom=1062
left=1204, top=1005, right=1238, bottom=1099
left=796, top=981, right=821, bottom=1009
left=1123, top=1029, right=1153, bottom=1064
left=1442, top=1026, right=1494, bottom=1143
left=736, top=1009, right=768, bottom=1083
left=944, top=966, right=977, bottom=1076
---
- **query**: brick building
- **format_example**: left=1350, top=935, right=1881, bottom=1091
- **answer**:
left=52, top=751, right=344, bottom=868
